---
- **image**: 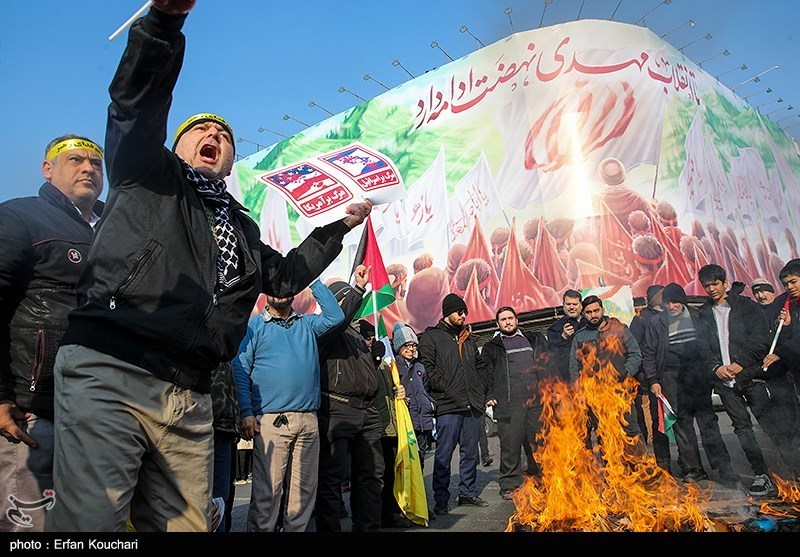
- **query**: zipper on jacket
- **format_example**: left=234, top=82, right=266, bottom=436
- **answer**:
left=109, top=247, right=154, bottom=309
left=29, top=330, right=45, bottom=392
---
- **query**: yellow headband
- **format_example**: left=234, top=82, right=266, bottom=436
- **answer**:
left=172, top=113, right=234, bottom=149
left=46, top=139, right=103, bottom=162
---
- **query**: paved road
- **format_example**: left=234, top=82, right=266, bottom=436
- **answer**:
left=228, top=406, right=795, bottom=534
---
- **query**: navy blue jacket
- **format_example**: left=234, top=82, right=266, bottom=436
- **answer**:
left=0, top=183, right=102, bottom=418
left=483, top=330, right=551, bottom=419
left=396, top=356, right=436, bottom=432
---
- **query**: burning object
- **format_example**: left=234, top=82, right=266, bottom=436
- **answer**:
left=507, top=336, right=710, bottom=532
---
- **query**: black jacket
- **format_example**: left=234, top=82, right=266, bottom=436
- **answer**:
left=317, top=284, right=378, bottom=406
left=546, top=315, right=584, bottom=381
left=696, top=292, right=770, bottom=388
left=482, top=330, right=550, bottom=420
left=629, top=305, right=661, bottom=385
left=417, top=320, right=488, bottom=416
left=61, top=10, right=348, bottom=394
left=0, top=183, right=102, bottom=419
left=629, top=306, right=660, bottom=347
left=641, top=307, right=706, bottom=387
left=763, top=292, right=798, bottom=378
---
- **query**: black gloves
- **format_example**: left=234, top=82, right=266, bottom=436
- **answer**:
left=370, top=340, right=386, bottom=368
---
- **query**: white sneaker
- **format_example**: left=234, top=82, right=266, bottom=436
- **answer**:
left=210, top=497, right=226, bottom=531
left=748, top=474, right=778, bottom=497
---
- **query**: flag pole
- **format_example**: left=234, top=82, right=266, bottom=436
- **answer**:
left=763, top=298, right=790, bottom=371
left=109, top=0, right=153, bottom=41
left=372, top=290, right=380, bottom=340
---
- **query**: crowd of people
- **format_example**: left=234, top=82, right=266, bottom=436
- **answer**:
left=3, top=0, right=800, bottom=534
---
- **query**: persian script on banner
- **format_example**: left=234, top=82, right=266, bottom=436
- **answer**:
left=255, top=142, right=405, bottom=227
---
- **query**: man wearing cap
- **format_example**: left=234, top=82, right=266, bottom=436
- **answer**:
left=751, top=277, right=777, bottom=308
left=418, top=293, right=490, bottom=514
left=47, top=1, right=371, bottom=532
left=483, top=306, right=550, bottom=500
left=314, top=265, right=384, bottom=532
left=641, top=283, right=738, bottom=486
left=0, top=135, right=104, bottom=532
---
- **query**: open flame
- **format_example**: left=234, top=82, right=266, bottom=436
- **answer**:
left=758, top=477, right=800, bottom=517
left=507, top=334, right=711, bottom=532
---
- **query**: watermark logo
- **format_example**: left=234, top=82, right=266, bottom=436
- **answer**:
left=6, top=490, right=56, bottom=528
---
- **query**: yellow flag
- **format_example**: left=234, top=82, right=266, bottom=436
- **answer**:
left=385, top=343, right=429, bottom=526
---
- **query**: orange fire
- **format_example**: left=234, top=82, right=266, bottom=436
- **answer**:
left=774, top=476, right=800, bottom=502
left=507, top=335, right=711, bottom=532
left=757, top=477, right=800, bottom=516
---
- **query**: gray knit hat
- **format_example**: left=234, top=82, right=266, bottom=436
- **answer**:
left=392, top=322, right=419, bottom=352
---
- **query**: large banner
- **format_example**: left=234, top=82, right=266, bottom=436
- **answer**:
left=231, top=20, right=800, bottom=333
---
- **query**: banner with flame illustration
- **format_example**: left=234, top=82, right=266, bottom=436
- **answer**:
left=230, top=19, right=800, bottom=331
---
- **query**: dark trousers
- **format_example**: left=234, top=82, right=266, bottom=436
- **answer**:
left=744, top=376, right=800, bottom=477
left=225, top=442, right=236, bottom=532
left=496, top=404, right=542, bottom=492
left=379, top=437, right=402, bottom=519
left=236, top=448, right=252, bottom=481
left=432, top=409, right=482, bottom=503
left=415, top=429, right=433, bottom=468
left=715, top=381, right=769, bottom=476
left=478, top=417, right=490, bottom=461
left=587, top=400, right=646, bottom=460
left=315, top=401, right=384, bottom=532
left=212, top=431, right=236, bottom=532
left=653, top=371, right=731, bottom=475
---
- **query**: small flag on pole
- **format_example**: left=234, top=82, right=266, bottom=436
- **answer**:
left=351, top=216, right=396, bottom=319
left=657, top=394, right=677, bottom=442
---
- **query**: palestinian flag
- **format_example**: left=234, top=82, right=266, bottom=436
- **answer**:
left=352, top=215, right=396, bottom=320
left=657, top=394, right=677, bottom=443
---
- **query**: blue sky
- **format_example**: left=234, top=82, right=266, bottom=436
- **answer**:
left=1, top=0, right=797, bottom=203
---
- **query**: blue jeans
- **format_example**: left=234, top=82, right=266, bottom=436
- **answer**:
left=432, top=409, right=482, bottom=503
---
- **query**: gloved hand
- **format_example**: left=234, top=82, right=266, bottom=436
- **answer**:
left=370, top=340, right=386, bottom=368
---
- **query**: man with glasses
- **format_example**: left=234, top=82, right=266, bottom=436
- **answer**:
left=418, top=294, right=490, bottom=515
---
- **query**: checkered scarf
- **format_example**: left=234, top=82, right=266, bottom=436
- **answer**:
left=181, top=160, right=241, bottom=287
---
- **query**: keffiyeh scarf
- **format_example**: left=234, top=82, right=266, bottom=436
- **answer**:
left=181, top=160, right=241, bottom=288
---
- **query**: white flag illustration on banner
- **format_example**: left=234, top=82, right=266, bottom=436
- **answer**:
left=493, top=92, right=540, bottom=210
left=260, top=187, right=293, bottom=256
left=702, top=135, right=735, bottom=226
left=678, top=110, right=732, bottom=226
left=678, top=110, right=707, bottom=221
left=373, top=199, right=409, bottom=263
left=448, top=152, right=505, bottom=246
left=762, top=121, right=800, bottom=230
left=728, top=149, right=763, bottom=224
left=404, top=146, right=449, bottom=252
left=741, top=147, right=779, bottom=225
